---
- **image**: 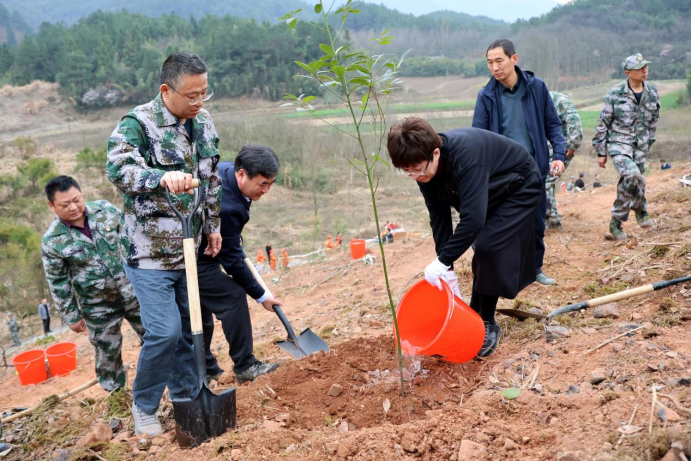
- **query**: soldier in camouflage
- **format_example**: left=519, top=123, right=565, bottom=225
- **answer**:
left=7, top=312, right=21, bottom=346
left=546, top=91, right=583, bottom=230
left=41, top=176, right=145, bottom=391
left=107, top=51, right=222, bottom=437
left=593, top=53, right=659, bottom=240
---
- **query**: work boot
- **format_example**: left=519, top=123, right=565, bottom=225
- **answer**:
left=235, top=362, right=280, bottom=384
left=131, top=403, right=163, bottom=437
left=536, top=272, right=556, bottom=286
left=477, top=323, right=502, bottom=358
left=546, top=220, right=563, bottom=231
left=609, top=219, right=628, bottom=241
left=635, top=211, right=654, bottom=228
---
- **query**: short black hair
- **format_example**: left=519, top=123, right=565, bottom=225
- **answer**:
left=387, top=117, right=441, bottom=169
left=234, top=145, right=280, bottom=178
left=45, top=175, right=81, bottom=202
left=486, top=39, right=516, bottom=58
left=160, top=51, right=208, bottom=88
left=579, top=173, right=584, bottom=178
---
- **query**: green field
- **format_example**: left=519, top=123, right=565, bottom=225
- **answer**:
left=280, top=100, right=477, bottom=119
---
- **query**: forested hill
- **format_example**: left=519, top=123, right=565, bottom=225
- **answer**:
left=0, top=0, right=311, bottom=30
left=0, top=0, right=506, bottom=32
left=510, top=0, right=690, bottom=80
left=0, top=3, right=29, bottom=45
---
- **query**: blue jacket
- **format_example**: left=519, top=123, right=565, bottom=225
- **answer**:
left=198, top=162, right=265, bottom=300
left=472, top=66, right=566, bottom=176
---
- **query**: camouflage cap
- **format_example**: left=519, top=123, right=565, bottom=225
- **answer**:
left=622, top=53, right=652, bottom=71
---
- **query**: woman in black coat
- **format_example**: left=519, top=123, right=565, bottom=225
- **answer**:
left=387, top=117, right=542, bottom=357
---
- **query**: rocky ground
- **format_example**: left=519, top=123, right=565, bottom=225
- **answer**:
left=0, top=166, right=690, bottom=461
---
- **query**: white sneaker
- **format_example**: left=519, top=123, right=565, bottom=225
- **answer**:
left=131, top=403, right=163, bottom=437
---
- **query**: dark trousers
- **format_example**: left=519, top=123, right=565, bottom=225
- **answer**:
left=198, top=260, right=260, bottom=375
left=534, top=178, right=547, bottom=275
left=42, top=317, right=51, bottom=334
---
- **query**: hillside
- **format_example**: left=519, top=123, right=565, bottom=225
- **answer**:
left=1, top=164, right=690, bottom=460
left=0, top=2, right=30, bottom=44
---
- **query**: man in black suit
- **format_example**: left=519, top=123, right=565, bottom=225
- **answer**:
left=199, top=145, right=282, bottom=383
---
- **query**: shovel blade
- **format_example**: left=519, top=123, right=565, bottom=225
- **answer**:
left=172, top=385, right=236, bottom=448
left=276, top=328, right=330, bottom=359
left=496, top=308, right=544, bottom=321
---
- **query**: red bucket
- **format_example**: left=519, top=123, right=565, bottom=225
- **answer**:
left=46, top=342, right=78, bottom=377
left=349, top=239, right=366, bottom=259
left=12, top=349, right=47, bottom=385
left=394, top=279, right=484, bottom=363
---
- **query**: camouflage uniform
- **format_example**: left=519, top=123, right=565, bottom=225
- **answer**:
left=106, top=94, right=221, bottom=270
left=592, top=56, right=660, bottom=223
left=8, top=316, right=20, bottom=346
left=41, top=200, right=145, bottom=391
left=106, top=93, right=221, bottom=414
left=546, top=91, right=583, bottom=227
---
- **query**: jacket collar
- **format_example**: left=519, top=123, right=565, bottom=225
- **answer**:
left=618, top=79, right=655, bottom=96
left=223, top=162, right=252, bottom=211
left=481, top=66, right=535, bottom=97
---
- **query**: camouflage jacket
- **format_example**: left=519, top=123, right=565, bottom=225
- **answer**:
left=592, top=80, right=660, bottom=157
left=106, top=94, right=221, bottom=270
left=549, top=91, right=583, bottom=155
left=8, top=318, right=19, bottom=333
left=41, top=201, right=137, bottom=325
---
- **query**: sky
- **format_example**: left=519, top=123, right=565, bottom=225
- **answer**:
left=358, top=0, right=571, bottom=22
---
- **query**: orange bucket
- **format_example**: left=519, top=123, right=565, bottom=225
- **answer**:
left=46, top=342, right=78, bottom=377
left=394, top=279, right=484, bottom=363
left=12, top=349, right=47, bottom=386
left=349, top=239, right=366, bottom=259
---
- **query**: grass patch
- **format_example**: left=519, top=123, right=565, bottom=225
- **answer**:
left=633, top=428, right=670, bottom=460
left=34, top=335, right=55, bottom=346
left=105, top=388, right=130, bottom=419
left=280, top=100, right=476, bottom=119
left=599, top=390, right=620, bottom=406
left=660, top=90, right=686, bottom=110
left=651, top=245, right=670, bottom=259
left=512, top=299, right=537, bottom=311
left=583, top=281, right=629, bottom=298
left=318, top=324, right=335, bottom=339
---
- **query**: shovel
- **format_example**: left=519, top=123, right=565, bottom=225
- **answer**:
left=166, top=180, right=236, bottom=448
left=243, top=257, right=329, bottom=359
left=546, top=275, right=690, bottom=321
left=497, top=275, right=691, bottom=322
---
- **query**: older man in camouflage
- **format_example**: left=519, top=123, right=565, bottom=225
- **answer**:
left=107, top=51, right=222, bottom=437
left=546, top=91, right=583, bottom=230
left=593, top=53, right=659, bottom=240
left=41, top=175, right=145, bottom=391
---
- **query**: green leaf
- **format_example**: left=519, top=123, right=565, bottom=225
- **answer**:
left=294, top=61, right=314, bottom=74
left=361, top=92, right=370, bottom=106
left=288, top=18, right=297, bottom=30
left=348, top=77, right=370, bottom=86
left=303, top=95, right=316, bottom=103
left=347, top=64, right=369, bottom=74
left=501, top=388, right=521, bottom=400
left=319, top=43, right=335, bottom=57
left=314, top=3, right=322, bottom=13
left=333, top=65, right=346, bottom=78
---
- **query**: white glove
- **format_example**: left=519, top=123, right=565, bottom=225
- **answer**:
left=443, top=270, right=462, bottom=298
left=424, top=258, right=450, bottom=291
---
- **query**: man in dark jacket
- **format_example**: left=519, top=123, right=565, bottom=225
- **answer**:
left=388, top=117, right=542, bottom=358
left=199, top=145, right=282, bottom=383
left=472, top=39, right=566, bottom=286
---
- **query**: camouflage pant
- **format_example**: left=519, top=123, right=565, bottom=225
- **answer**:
left=609, top=145, right=647, bottom=222
left=84, top=298, right=145, bottom=392
left=10, top=330, right=20, bottom=346
left=545, top=155, right=574, bottom=226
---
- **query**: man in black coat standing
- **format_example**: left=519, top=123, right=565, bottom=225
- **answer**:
left=199, top=145, right=282, bottom=383
left=473, top=39, right=566, bottom=286
left=387, top=118, right=542, bottom=357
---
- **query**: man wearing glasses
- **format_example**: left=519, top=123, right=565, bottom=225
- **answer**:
left=389, top=118, right=542, bottom=358
left=107, top=51, right=222, bottom=436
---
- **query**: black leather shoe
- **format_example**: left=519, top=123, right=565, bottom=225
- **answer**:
left=477, top=323, right=502, bottom=358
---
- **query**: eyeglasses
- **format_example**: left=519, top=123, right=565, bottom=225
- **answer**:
left=398, top=158, right=431, bottom=177
left=168, top=85, right=214, bottom=105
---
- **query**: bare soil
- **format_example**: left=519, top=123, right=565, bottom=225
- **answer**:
left=1, top=165, right=690, bottom=461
